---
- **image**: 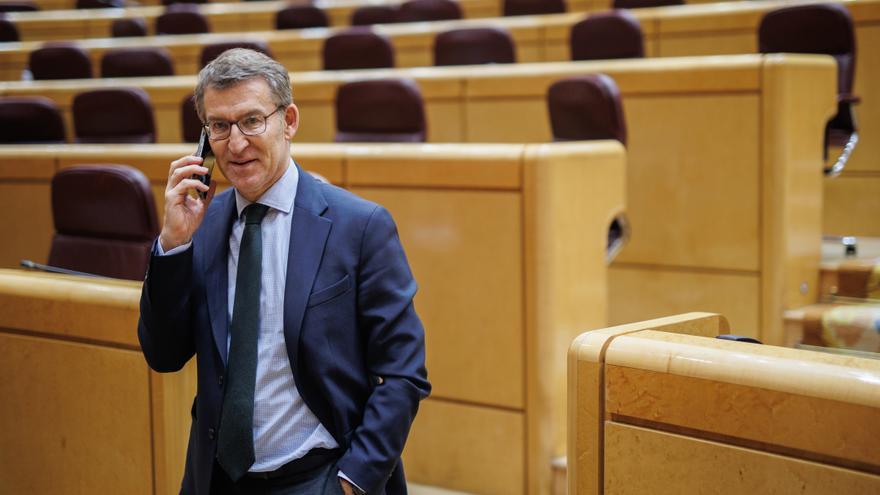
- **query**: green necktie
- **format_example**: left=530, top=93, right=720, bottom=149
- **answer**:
left=216, top=203, right=269, bottom=482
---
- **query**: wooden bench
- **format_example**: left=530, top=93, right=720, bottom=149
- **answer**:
left=0, top=140, right=625, bottom=495
left=568, top=312, right=880, bottom=495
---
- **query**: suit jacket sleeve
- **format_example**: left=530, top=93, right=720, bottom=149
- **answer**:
left=336, top=205, right=431, bottom=493
left=137, top=242, right=197, bottom=373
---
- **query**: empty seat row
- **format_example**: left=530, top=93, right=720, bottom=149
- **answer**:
left=0, top=90, right=154, bottom=143
left=0, top=72, right=626, bottom=148
left=26, top=10, right=645, bottom=80
left=28, top=41, right=272, bottom=79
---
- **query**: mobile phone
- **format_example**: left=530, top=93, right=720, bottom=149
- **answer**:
left=193, top=129, right=215, bottom=199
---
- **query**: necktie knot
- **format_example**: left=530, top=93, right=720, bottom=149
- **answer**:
left=244, top=203, right=269, bottom=225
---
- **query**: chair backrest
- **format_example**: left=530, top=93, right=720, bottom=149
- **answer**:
left=72, top=88, right=156, bottom=144
left=335, top=78, right=426, bottom=142
left=76, top=0, right=124, bottom=8
left=351, top=5, right=399, bottom=25
left=323, top=29, right=394, bottom=70
left=181, top=93, right=201, bottom=143
left=547, top=74, right=627, bottom=144
left=29, top=43, right=92, bottom=80
left=570, top=10, right=645, bottom=61
left=0, top=96, right=65, bottom=143
left=0, top=17, right=19, bottom=42
left=434, top=27, right=515, bottom=66
left=275, top=4, right=329, bottom=29
left=200, top=41, right=273, bottom=68
left=101, top=47, right=175, bottom=78
left=49, top=165, right=159, bottom=281
left=612, top=0, right=681, bottom=8
left=503, top=0, right=565, bottom=16
left=758, top=3, right=855, bottom=96
left=156, top=8, right=210, bottom=35
left=0, top=1, right=38, bottom=12
left=111, top=18, right=148, bottom=37
left=398, top=0, right=462, bottom=23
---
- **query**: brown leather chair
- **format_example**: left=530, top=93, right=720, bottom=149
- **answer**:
left=323, top=29, right=394, bottom=70
left=0, top=96, right=65, bottom=143
left=181, top=93, right=202, bottom=143
left=76, top=0, right=124, bottom=8
left=48, top=165, right=159, bottom=281
left=156, top=7, right=210, bottom=35
left=398, top=0, right=462, bottom=23
left=72, top=88, right=156, bottom=144
left=612, top=0, right=680, bottom=8
left=200, top=41, right=273, bottom=68
left=503, top=0, right=564, bottom=16
left=29, top=43, right=93, bottom=80
left=0, top=1, right=38, bottom=12
left=275, top=5, right=329, bottom=29
left=759, top=3, right=859, bottom=176
left=101, top=47, right=175, bottom=77
left=570, top=10, right=644, bottom=61
left=335, top=78, right=426, bottom=142
left=548, top=74, right=629, bottom=259
left=0, top=17, right=19, bottom=42
left=111, top=18, right=148, bottom=37
left=547, top=74, right=627, bottom=144
left=351, top=5, right=399, bottom=25
left=434, top=27, right=515, bottom=66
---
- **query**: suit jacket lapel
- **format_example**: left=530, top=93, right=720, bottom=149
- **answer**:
left=201, top=192, right=237, bottom=365
left=283, top=166, right=330, bottom=368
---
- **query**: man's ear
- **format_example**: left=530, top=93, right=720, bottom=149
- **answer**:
left=284, top=103, right=300, bottom=140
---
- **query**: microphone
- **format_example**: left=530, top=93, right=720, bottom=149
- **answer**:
left=20, top=260, right=102, bottom=278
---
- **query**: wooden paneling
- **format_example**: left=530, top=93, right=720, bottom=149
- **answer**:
left=352, top=187, right=525, bottom=409
left=402, top=399, right=526, bottom=494
left=823, top=174, right=880, bottom=237
left=608, top=266, right=760, bottom=337
left=0, top=332, right=154, bottom=495
left=603, top=423, right=880, bottom=494
left=616, top=93, right=760, bottom=271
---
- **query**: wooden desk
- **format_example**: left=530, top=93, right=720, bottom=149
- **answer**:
left=0, top=141, right=626, bottom=495
left=568, top=312, right=880, bottom=495
left=0, top=269, right=194, bottom=495
left=0, top=53, right=836, bottom=346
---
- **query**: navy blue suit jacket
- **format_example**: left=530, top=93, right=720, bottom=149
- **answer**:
left=138, top=166, right=430, bottom=494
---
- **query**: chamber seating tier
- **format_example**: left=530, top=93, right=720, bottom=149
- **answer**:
left=568, top=312, right=880, bottom=495
left=3, top=0, right=505, bottom=42
left=0, top=53, right=836, bottom=346
left=0, top=0, right=875, bottom=237
left=0, top=141, right=625, bottom=495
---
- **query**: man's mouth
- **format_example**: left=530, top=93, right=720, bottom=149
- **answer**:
left=229, top=159, right=257, bottom=167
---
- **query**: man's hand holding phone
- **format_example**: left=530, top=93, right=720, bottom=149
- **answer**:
left=158, top=131, right=217, bottom=252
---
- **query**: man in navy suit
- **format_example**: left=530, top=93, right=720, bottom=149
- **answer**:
left=138, top=48, right=430, bottom=495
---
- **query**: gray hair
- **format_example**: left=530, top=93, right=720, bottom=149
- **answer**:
left=193, top=48, right=292, bottom=122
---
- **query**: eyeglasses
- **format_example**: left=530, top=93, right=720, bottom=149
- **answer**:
left=203, top=106, right=284, bottom=141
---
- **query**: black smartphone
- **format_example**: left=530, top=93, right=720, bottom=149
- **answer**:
left=193, top=129, right=215, bottom=199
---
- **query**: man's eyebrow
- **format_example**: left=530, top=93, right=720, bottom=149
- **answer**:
left=206, top=109, right=264, bottom=121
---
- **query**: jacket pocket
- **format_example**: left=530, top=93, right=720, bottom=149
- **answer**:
left=307, top=274, right=352, bottom=308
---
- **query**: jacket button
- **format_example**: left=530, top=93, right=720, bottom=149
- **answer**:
left=218, top=375, right=224, bottom=387
left=208, top=428, right=216, bottom=440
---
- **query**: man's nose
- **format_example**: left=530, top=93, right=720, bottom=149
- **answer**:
left=227, top=125, right=249, bottom=154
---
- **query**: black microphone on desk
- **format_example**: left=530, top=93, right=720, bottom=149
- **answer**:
left=19, top=260, right=102, bottom=278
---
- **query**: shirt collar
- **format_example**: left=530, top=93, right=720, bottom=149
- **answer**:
left=234, top=159, right=298, bottom=218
